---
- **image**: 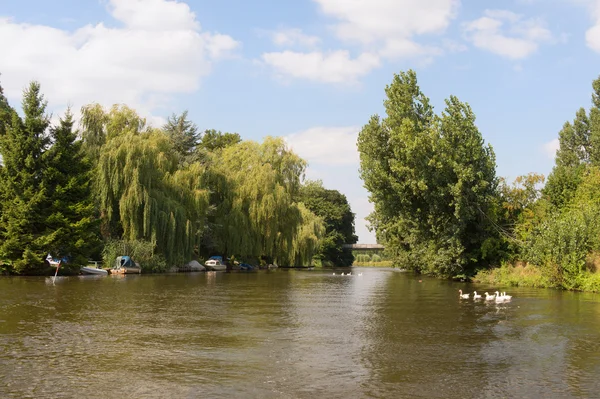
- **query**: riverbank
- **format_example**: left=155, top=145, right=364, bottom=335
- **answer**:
left=473, top=263, right=600, bottom=293
left=352, top=261, right=393, bottom=268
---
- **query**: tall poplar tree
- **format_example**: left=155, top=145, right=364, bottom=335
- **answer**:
left=544, top=76, right=600, bottom=208
left=358, top=71, right=498, bottom=277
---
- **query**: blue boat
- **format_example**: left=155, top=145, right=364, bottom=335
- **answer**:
left=112, top=256, right=142, bottom=274
left=239, top=263, right=254, bottom=271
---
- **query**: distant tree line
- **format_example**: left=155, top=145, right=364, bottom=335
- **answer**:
left=0, top=80, right=357, bottom=274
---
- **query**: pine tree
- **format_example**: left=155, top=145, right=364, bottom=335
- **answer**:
left=163, top=111, right=200, bottom=160
left=0, top=82, right=51, bottom=273
left=42, top=110, right=101, bottom=270
left=0, top=82, right=12, bottom=268
left=0, top=81, right=12, bottom=135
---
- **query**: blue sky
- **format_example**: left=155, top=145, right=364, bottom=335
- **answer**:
left=1, top=0, right=600, bottom=243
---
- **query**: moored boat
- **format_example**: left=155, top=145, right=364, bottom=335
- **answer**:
left=111, top=256, right=141, bottom=274
left=205, top=256, right=227, bottom=271
left=46, top=253, right=69, bottom=267
left=81, top=261, right=108, bottom=276
left=239, top=263, right=255, bottom=271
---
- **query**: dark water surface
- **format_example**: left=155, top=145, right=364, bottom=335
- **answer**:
left=1, top=268, right=600, bottom=398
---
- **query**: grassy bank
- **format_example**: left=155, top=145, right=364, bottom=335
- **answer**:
left=473, top=263, right=600, bottom=293
left=352, top=261, right=393, bottom=268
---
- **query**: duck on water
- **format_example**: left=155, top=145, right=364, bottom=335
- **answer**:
left=459, top=290, right=513, bottom=302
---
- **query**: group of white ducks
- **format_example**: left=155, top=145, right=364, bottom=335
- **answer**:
left=332, top=272, right=363, bottom=276
left=459, top=290, right=512, bottom=303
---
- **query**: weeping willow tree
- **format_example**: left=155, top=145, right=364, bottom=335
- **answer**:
left=80, top=104, right=147, bottom=162
left=283, top=203, right=325, bottom=266
left=97, top=131, right=210, bottom=266
left=208, top=136, right=324, bottom=264
left=83, top=105, right=209, bottom=267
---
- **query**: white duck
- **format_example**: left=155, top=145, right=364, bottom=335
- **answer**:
left=484, top=292, right=495, bottom=301
left=473, top=291, right=482, bottom=300
left=502, top=292, right=512, bottom=301
left=494, top=291, right=506, bottom=302
left=459, top=290, right=470, bottom=299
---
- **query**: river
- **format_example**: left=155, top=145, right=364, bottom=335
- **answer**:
left=1, top=268, right=599, bottom=398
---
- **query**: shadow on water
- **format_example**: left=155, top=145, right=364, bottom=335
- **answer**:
left=1, top=270, right=600, bottom=398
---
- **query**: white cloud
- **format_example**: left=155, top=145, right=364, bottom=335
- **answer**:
left=268, top=28, right=321, bottom=48
left=284, top=126, right=360, bottom=165
left=543, top=138, right=560, bottom=159
left=463, top=9, right=552, bottom=59
left=314, top=0, right=458, bottom=43
left=442, top=38, right=468, bottom=53
left=586, top=0, right=600, bottom=52
left=0, top=0, right=239, bottom=120
left=379, top=39, right=442, bottom=60
left=261, top=0, right=457, bottom=83
left=313, top=0, right=458, bottom=58
left=109, top=0, right=199, bottom=31
left=262, top=51, right=379, bottom=84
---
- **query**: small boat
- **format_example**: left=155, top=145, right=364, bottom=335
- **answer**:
left=46, top=253, right=69, bottom=267
left=81, top=261, right=108, bottom=276
left=205, top=256, right=227, bottom=271
left=239, top=263, right=255, bottom=271
left=111, top=256, right=141, bottom=274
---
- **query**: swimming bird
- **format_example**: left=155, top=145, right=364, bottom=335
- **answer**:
left=347, top=272, right=352, bottom=276
left=473, top=291, right=482, bottom=300
left=502, top=292, right=512, bottom=301
left=484, top=292, right=495, bottom=301
left=332, top=272, right=336, bottom=275
left=358, top=273, right=363, bottom=276
left=341, top=272, right=345, bottom=276
left=494, top=291, right=506, bottom=302
left=459, top=290, right=469, bottom=299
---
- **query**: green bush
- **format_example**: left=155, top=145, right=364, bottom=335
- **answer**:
left=102, top=239, right=168, bottom=273
left=525, top=202, right=600, bottom=289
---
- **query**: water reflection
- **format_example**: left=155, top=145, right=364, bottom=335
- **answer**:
left=1, top=270, right=600, bottom=398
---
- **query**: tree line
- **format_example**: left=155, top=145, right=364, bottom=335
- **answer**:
left=358, top=70, right=600, bottom=291
left=0, top=81, right=357, bottom=275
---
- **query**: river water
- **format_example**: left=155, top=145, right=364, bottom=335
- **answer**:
left=1, top=268, right=599, bottom=398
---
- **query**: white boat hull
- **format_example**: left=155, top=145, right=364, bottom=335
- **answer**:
left=205, top=264, right=226, bottom=271
left=81, top=266, right=108, bottom=275
left=205, top=259, right=227, bottom=271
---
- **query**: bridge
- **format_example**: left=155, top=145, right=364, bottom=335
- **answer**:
left=342, top=244, right=385, bottom=250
